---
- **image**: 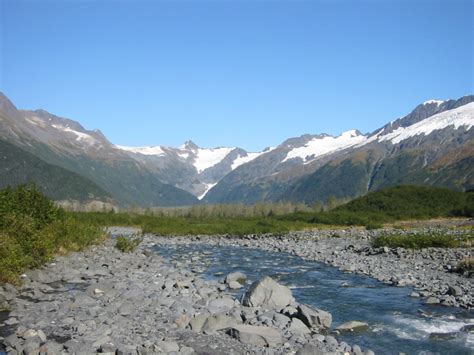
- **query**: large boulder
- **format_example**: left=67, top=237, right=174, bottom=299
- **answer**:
left=296, top=304, right=332, bottom=330
left=228, top=325, right=283, bottom=347
left=242, top=276, right=294, bottom=310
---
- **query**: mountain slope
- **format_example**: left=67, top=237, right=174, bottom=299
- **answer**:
left=205, top=96, right=474, bottom=204
left=0, top=94, right=199, bottom=207
left=0, top=138, right=111, bottom=202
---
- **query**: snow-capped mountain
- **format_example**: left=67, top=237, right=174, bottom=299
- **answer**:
left=204, top=96, right=474, bottom=204
left=0, top=91, right=472, bottom=207
left=115, top=139, right=271, bottom=199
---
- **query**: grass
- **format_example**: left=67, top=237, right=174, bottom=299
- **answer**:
left=67, top=185, right=473, bottom=236
left=372, top=231, right=473, bottom=249
left=115, top=235, right=142, bottom=252
left=0, top=185, right=106, bottom=284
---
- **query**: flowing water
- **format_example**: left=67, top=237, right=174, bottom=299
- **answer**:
left=155, top=243, right=474, bottom=355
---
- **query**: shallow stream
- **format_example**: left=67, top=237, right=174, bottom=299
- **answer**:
left=156, top=243, right=474, bottom=355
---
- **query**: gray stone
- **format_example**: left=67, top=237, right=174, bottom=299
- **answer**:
left=202, top=314, right=238, bottom=334
left=447, top=285, right=463, bottom=297
left=288, top=318, right=311, bottom=334
left=242, top=276, right=294, bottom=310
left=296, top=344, right=325, bottom=355
left=336, top=321, right=369, bottom=332
left=190, top=314, right=209, bottom=333
left=296, top=304, right=332, bottom=330
left=225, top=272, right=247, bottom=285
left=228, top=324, right=283, bottom=347
left=273, top=313, right=290, bottom=329
left=207, top=297, right=235, bottom=314
left=228, top=281, right=243, bottom=289
left=155, top=340, right=179, bottom=352
left=426, top=296, right=440, bottom=305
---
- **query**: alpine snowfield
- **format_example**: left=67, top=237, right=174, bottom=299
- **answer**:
left=378, top=102, right=474, bottom=144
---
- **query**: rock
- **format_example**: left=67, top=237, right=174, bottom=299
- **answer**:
left=289, top=318, right=311, bottom=334
left=4, top=317, right=19, bottom=325
left=228, top=324, right=283, bottom=347
left=190, top=314, right=209, bottom=333
left=273, top=313, right=291, bottom=329
left=296, top=343, right=325, bottom=355
left=447, top=286, right=463, bottom=297
left=155, top=340, right=179, bottom=352
left=228, top=281, right=243, bottom=289
left=336, top=321, right=369, bottom=332
left=99, top=342, right=117, bottom=354
left=461, top=324, right=474, bottom=333
left=426, top=297, right=440, bottom=305
left=39, top=341, right=63, bottom=354
left=23, top=340, right=41, bottom=355
left=37, top=329, right=47, bottom=342
left=175, top=314, right=190, bottom=329
left=208, top=297, right=235, bottom=314
left=242, top=276, right=294, bottom=310
left=296, top=304, right=332, bottom=330
left=410, top=292, right=420, bottom=298
left=225, top=272, right=247, bottom=285
left=429, top=331, right=460, bottom=340
left=0, top=293, right=10, bottom=311
left=202, top=314, right=238, bottom=334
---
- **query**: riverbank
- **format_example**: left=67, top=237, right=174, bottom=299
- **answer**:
left=0, top=230, right=373, bottom=355
left=154, top=227, right=473, bottom=309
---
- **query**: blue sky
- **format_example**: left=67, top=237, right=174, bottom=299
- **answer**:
left=1, top=0, right=472, bottom=151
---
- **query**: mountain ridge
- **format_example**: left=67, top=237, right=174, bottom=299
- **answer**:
left=0, top=92, right=472, bottom=206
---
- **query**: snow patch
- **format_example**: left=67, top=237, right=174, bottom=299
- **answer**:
left=178, top=152, right=190, bottom=159
left=116, top=145, right=166, bottom=156
left=192, top=147, right=234, bottom=173
left=52, top=124, right=96, bottom=144
left=231, top=152, right=264, bottom=170
left=198, top=182, right=217, bottom=200
left=423, top=99, right=444, bottom=106
left=282, top=130, right=367, bottom=163
left=379, top=102, right=474, bottom=144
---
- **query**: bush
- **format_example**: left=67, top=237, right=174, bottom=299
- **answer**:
left=115, top=235, right=142, bottom=252
left=0, top=184, right=105, bottom=284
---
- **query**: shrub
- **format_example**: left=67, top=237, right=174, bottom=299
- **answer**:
left=0, top=184, right=105, bottom=284
left=115, top=235, right=142, bottom=252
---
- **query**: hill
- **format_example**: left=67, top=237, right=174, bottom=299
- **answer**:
left=0, top=139, right=111, bottom=203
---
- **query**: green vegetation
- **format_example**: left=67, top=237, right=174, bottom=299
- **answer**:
left=115, top=235, right=142, bottom=252
left=69, top=185, right=473, bottom=236
left=279, top=185, right=472, bottom=228
left=372, top=231, right=473, bottom=249
left=0, top=185, right=105, bottom=284
left=0, top=139, right=111, bottom=202
left=71, top=211, right=314, bottom=236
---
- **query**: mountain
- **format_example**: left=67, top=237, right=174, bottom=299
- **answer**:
left=0, top=93, right=199, bottom=207
left=0, top=138, right=111, bottom=202
left=116, top=140, right=270, bottom=199
left=0, top=91, right=472, bottom=207
left=204, top=96, right=474, bottom=204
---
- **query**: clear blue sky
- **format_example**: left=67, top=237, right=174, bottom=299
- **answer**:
left=1, top=0, right=472, bottom=151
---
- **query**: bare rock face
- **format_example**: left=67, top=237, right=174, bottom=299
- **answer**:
left=242, top=276, right=294, bottom=310
left=228, top=324, right=283, bottom=347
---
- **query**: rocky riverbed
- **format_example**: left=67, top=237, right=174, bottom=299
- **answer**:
left=0, top=229, right=375, bottom=355
left=156, top=227, right=472, bottom=309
